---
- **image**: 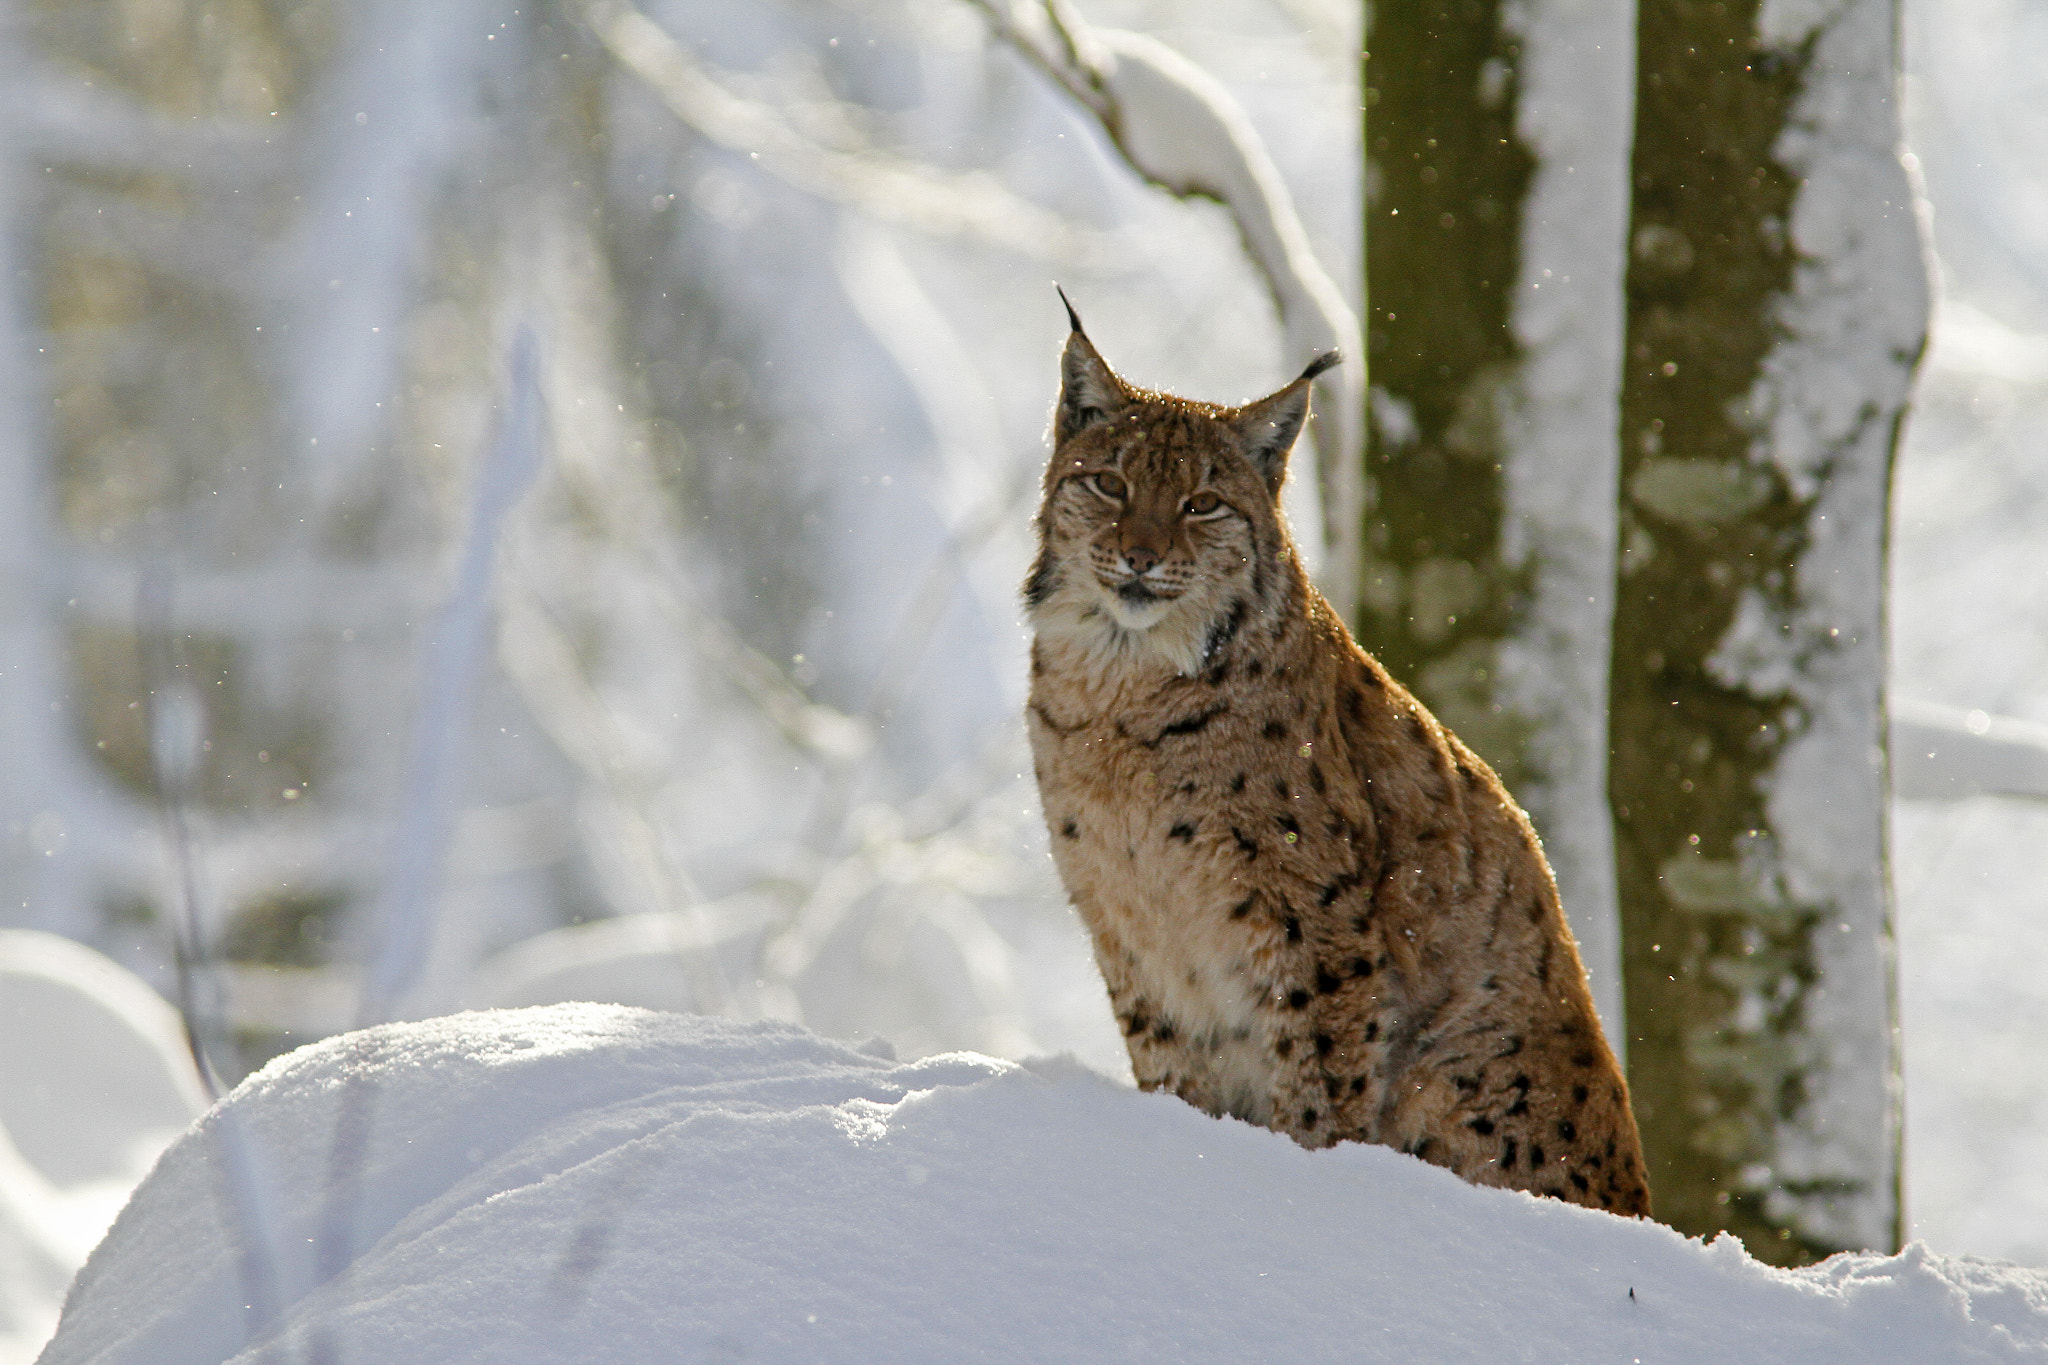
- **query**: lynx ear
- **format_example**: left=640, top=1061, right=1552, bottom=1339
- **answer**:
left=1054, top=289, right=1131, bottom=447
left=1232, top=351, right=1340, bottom=495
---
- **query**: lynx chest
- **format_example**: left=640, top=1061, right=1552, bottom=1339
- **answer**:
left=1027, top=693, right=1313, bottom=1108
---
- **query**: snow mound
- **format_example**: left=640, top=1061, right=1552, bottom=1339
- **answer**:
left=0, top=931, right=206, bottom=1365
left=42, top=1005, right=2048, bottom=1364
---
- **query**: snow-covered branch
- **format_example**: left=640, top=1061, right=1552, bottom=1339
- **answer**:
left=1891, top=700, right=2048, bottom=802
left=966, top=0, right=1364, bottom=616
left=581, top=0, right=1108, bottom=268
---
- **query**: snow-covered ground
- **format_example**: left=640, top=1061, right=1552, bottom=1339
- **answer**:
left=36, top=1004, right=2048, bottom=1364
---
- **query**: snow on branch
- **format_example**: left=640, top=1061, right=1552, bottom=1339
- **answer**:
left=357, top=329, right=548, bottom=1027
left=1891, top=700, right=2048, bottom=802
left=580, top=0, right=1108, bottom=268
left=966, top=0, right=1364, bottom=617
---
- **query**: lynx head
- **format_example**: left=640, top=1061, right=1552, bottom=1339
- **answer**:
left=1024, top=295, right=1339, bottom=677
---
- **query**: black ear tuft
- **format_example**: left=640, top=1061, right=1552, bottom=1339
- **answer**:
left=1230, top=374, right=1318, bottom=496
left=1055, top=320, right=1130, bottom=447
left=1298, top=350, right=1342, bottom=384
left=1055, top=284, right=1084, bottom=334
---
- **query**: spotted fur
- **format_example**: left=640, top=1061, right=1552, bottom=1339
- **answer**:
left=1024, top=314, right=1650, bottom=1217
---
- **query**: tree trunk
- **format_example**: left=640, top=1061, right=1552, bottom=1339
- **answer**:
left=1611, top=0, right=1925, bottom=1264
left=1363, top=1, right=1634, bottom=1034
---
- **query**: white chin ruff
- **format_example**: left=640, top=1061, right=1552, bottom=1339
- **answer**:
left=1036, top=587, right=1215, bottom=678
left=1103, top=593, right=1175, bottom=632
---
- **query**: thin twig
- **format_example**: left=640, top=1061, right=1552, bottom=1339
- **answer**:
left=137, top=567, right=285, bottom=1352
left=136, top=570, right=224, bottom=1098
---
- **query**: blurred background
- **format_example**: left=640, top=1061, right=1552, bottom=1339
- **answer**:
left=0, top=0, right=2042, bottom=1353
left=1891, top=0, right=2048, bottom=1268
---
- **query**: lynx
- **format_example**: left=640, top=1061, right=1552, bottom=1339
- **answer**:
left=1024, top=300, right=1649, bottom=1216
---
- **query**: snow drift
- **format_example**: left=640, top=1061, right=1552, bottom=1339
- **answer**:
left=0, top=932, right=205, bottom=1364
left=40, top=1005, right=2048, bottom=1364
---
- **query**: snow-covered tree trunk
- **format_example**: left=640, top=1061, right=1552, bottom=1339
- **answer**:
left=1363, top=0, right=1634, bottom=1034
left=1610, top=0, right=1925, bottom=1263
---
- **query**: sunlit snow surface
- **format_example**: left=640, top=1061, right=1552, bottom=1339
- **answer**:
left=37, top=1005, right=2048, bottom=1365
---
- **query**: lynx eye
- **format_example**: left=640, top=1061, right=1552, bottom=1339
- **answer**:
left=1184, top=491, right=1224, bottom=516
left=1088, top=472, right=1127, bottom=501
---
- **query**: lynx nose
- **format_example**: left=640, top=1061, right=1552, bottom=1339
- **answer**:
left=1123, top=545, right=1160, bottom=575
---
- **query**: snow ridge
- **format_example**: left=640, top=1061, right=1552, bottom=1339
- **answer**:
left=41, top=1005, right=2048, bottom=1364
